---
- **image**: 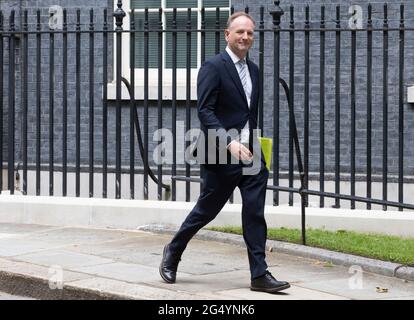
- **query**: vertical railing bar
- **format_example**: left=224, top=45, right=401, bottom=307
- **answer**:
left=215, top=7, right=220, bottom=55
left=36, top=10, right=41, bottom=196
left=334, top=5, right=341, bottom=208
left=130, top=9, right=135, bottom=199
left=200, top=6, right=206, bottom=64
left=185, top=8, right=191, bottom=202
left=288, top=5, right=294, bottom=206
left=270, top=3, right=283, bottom=206
left=366, top=4, right=372, bottom=210
left=0, top=11, right=3, bottom=194
left=304, top=5, right=310, bottom=207
left=319, top=5, right=325, bottom=208
left=89, top=9, right=95, bottom=198
left=398, top=4, right=404, bottom=210
left=102, top=8, right=108, bottom=198
left=8, top=10, right=15, bottom=194
left=75, top=9, right=81, bottom=197
left=114, top=3, right=125, bottom=199
left=350, top=11, right=356, bottom=209
left=63, top=9, right=68, bottom=197
left=49, top=12, right=55, bottom=196
left=245, top=6, right=249, bottom=61
left=143, top=8, right=149, bottom=200
left=226, top=6, right=234, bottom=203
left=198, top=7, right=205, bottom=197
left=157, top=8, right=163, bottom=201
left=258, top=6, right=264, bottom=136
left=22, top=10, right=28, bottom=195
left=172, top=8, right=177, bottom=201
left=382, top=4, right=388, bottom=211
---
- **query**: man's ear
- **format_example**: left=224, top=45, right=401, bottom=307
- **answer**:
left=224, top=29, right=229, bottom=41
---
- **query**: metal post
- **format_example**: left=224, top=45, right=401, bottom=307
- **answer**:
left=114, top=0, right=126, bottom=199
left=8, top=10, right=15, bottom=194
left=89, top=9, right=95, bottom=198
left=269, top=1, right=283, bottom=207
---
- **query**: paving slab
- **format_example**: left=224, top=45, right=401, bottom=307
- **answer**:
left=70, top=261, right=191, bottom=284
left=298, top=272, right=414, bottom=300
left=0, top=223, right=413, bottom=300
left=217, top=286, right=348, bottom=300
left=0, top=257, right=94, bottom=283
left=13, top=249, right=115, bottom=269
left=0, top=224, right=58, bottom=235
left=69, top=236, right=251, bottom=275
left=0, top=238, right=67, bottom=257
left=144, top=269, right=252, bottom=293
left=66, top=277, right=231, bottom=300
left=25, top=227, right=144, bottom=246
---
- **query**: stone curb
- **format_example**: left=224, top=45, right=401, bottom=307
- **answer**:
left=0, top=270, right=130, bottom=300
left=137, top=224, right=414, bottom=282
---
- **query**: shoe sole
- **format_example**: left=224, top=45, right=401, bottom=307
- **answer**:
left=159, top=246, right=175, bottom=284
left=250, top=283, right=291, bottom=293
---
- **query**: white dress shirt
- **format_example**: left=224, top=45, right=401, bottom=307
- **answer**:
left=225, top=46, right=252, bottom=144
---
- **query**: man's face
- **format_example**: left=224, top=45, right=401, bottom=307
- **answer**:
left=225, top=16, right=255, bottom=59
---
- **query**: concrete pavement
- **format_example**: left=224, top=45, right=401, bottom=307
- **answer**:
left=0, top=222, right=413, bottom=300
left=0, top=291, right=34, bottom=300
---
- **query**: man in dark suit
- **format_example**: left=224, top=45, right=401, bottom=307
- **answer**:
left=160, top=12, right=290, bottom=293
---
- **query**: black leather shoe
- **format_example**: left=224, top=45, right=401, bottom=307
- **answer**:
left=250, top=271, right=290, bottom=293
left=159, top=244, right=181, bottom=284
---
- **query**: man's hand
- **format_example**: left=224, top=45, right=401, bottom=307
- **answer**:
left=227, top=141, right=253, bottom=161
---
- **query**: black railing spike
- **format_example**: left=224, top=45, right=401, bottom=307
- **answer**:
left=305, top=5, right=309, bottom=25
left=114, top=0, right=126, bottom=30
left=368, top=4, right=372, bottom=26
left=9, top=9, right=15, bottom=31
left=321, top=5, right=325, bottom=26
left=76, top=9, right=80, bottom=29
left=63, top=8, right=67, bottom=28
left=130, top=9, right=135, bottom=28
left=90, top=9, right=94, bottom=27
left=23, top=10, right=28, bottom=28
left=269, top=0, right=284, bottom=25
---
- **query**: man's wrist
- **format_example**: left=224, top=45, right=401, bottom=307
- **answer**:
left=227, top=140, right=237, bottom=149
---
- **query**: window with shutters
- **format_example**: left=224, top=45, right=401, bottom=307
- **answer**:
left=108, top=0, right=230, bottom=100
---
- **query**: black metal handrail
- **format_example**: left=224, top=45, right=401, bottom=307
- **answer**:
left=121, top=77, right=171, bottom=193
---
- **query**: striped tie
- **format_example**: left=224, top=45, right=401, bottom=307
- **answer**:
left=238, top=59, right=250, bottom=144
left=238, top=59, right=248, bottom=98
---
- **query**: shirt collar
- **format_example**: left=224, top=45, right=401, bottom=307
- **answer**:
left=225, top=46, right=246, bottom=64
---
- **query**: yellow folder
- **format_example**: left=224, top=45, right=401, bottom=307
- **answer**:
left=258, top=137, right=272, bottom=171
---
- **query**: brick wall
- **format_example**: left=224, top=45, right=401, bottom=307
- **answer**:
left=1, top=0, right=414, bottom=180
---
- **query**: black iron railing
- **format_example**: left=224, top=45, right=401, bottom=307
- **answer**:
left=1, top=1, right=414, bottom=244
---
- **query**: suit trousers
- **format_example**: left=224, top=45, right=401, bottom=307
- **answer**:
left=169, top=160, right=269, bottom=280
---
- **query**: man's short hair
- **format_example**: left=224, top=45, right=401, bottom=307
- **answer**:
left=226, top=11, right=256, bottom=28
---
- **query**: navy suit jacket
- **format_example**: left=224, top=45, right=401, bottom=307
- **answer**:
left=194, top=50, right=260, bottom=164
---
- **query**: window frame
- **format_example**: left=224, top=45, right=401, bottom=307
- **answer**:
left=108, top=0, right=230, bottom=100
